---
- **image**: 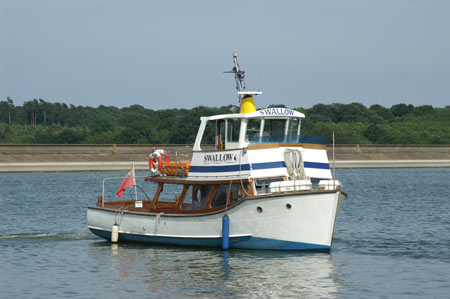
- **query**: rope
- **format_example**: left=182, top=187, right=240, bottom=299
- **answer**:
left=114, top=206, right=129, bottom=226
left=239, top=148, right=252, bottom=196
left=155, top=212, right=164, bottom=223
left=284, top=149, right=306, bottom=180
left=154, top=212, right=164, bottom=234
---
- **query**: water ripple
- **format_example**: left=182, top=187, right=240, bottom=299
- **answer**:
left=1, top=169, right=450, bottom=298
left=0, top=232, right=95, bottom=241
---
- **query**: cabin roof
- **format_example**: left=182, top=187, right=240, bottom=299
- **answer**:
left=201, top=108, right=305, bottom=121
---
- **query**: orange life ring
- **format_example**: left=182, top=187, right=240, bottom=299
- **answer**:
left=148, top=154, right=163, bottom=172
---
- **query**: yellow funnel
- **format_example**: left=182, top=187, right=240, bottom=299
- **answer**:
left=240, top=96, right=256, bottom=114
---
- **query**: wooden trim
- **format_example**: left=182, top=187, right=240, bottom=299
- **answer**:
left=245, top=182, right=255, bottom=196
left=205, top=185, right=218, bottom=209
left=150, top=183, right=163, bottom=209
left=176, top=185, right=189, bottom=209
left=90, top=196, right=246, bottom=217
left=155, top=201, right=177, bottom=209
left=217, top=119, right=225, bottom=151
left=247, top=143, right=279, bottom=150
left=103, top=200, right=136, bottom=206
left=90, top=189, right=339, bottom=217
left=226, top=187, right=232, bottom=206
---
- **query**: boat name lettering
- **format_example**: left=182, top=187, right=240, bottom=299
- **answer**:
left=259, top=108, right=295, bottom=116
left=204, top=153, right=238, bottom=164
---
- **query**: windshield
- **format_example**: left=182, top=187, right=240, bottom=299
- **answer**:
left=249, top=134, right=326, bottom=145
left=245, top=117, right=325, bottom=144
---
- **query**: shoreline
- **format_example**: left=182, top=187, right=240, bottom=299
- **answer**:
left=0, top=160, right=449, bottom=173
left=0, top=144, right=449, bottom=172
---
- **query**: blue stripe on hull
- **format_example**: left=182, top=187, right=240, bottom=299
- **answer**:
left=304, top=161, right=330, bottom=170
left=88, top=228, right=330, bottom=252
left=189, top=163, right=252, bottom=173
left=189, top=161, right=330, bottom=173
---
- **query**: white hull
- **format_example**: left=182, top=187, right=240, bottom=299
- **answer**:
left=87, top=191, right=341, bottom=251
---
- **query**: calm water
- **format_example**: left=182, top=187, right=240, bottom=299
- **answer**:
left=0, top=168, right=449, bottom=298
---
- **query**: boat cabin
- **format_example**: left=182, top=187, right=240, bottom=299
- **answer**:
left=187, top=99, right=331, bottom=181
left=193, top=108, right=305, bottom=151
left=140, top=176, right=253, bottom=214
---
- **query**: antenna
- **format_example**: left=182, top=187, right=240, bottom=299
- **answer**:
left=224, top=53, right=246, bottom=102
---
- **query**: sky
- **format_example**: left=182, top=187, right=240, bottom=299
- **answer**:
left=1, top=0, right=450, bottom=110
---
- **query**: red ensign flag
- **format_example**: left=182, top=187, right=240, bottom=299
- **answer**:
left=116, top=168, right=136, bottom=198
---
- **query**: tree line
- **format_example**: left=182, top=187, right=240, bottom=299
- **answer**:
left=0, top=97, right=449, bottom=144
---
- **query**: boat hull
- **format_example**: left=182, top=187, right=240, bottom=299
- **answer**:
left=87, top=191, right=341, bottom=251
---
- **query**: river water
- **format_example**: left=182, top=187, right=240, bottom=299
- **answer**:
left=0, top=168, right=449, bottom=298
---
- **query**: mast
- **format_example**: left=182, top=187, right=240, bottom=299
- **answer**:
left=224, top=53, right=246, bottom=103
left=224, top=53, right=261, bottom=113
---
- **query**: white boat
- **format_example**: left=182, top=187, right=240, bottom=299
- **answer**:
left=87, top=54, right=344, bottom=251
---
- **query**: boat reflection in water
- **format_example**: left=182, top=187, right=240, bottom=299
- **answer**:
left=88, top=242, right=341, bottom=298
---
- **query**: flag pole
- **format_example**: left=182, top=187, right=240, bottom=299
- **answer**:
left=133, top=160, right=138, bottom=201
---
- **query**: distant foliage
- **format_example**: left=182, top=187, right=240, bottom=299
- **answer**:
left=297, top=103, right=450, bottom=144
left=0, top=98, right=449, bottom=144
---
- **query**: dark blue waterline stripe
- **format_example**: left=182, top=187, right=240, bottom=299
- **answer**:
left=189, top=161, right=329, bottom=172
left=88, top=228, right=330, bottom=251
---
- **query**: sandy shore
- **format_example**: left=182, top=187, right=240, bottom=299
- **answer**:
left=0, top=144, right=449, bottom=172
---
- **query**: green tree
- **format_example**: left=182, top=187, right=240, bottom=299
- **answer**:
left=391, top=103, right=414, bottom=117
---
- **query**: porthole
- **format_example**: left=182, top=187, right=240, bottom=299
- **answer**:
left=286, top=203, right=292, bottom=210
left=256, top=206, right=263, bottom=213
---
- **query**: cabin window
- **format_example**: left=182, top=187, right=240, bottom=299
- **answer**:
left=191, top=185, right=212, bottom=210
left=201, top=120, right=216, bottom=145
left=263, top=119, right=286, bottom=137
left=288, top=118, right=299, bottom=135
left=161, top=184, right=181, bottom=203
left=246, top=119, right=261, bottom=141
left=230, top=183, right=248, bottom=202
left=227, top=119, right=241, bottom=142
left=211, top=184, right=248, bottom=208
left=182, top=185, right=212, bottom=210
left=211, top=184, right=228, bottom=208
